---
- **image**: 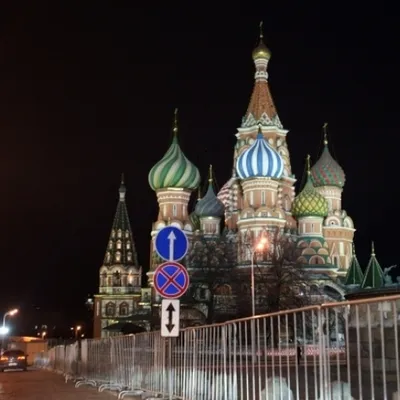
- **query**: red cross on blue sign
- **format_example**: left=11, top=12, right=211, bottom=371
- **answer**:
left=154, top=261, right=190, bottom=299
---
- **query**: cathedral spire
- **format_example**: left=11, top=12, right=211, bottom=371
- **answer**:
left=242, top=22, right=281, bottom=129
left=323, top=122, right=328, bottom=146
left=344, top=244, right=364, bottom=286
left=361, top=241, right=384, bottom=289
left=103, top=177, right=139, bottom=268
left=119, top=173, right=126, bottom=201
left=173, top=108, right=178, bottom=138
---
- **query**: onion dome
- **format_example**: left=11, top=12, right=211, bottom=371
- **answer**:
left=195, top=165, right=225, bottom=218
left=311, top=123, right=345, bottom=188
left=292, top=155, right=328, bottom=218
left=252, top=21, right=271, bottom=61
left=148, top=109, right=200, bottom=191
left=236, top=125, right=284, bottom=180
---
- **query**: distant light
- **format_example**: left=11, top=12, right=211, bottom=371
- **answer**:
left=0, top=326, right=10, bottom=335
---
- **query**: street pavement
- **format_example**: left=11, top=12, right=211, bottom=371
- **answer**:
left=0, top=368, right=119, bottom=400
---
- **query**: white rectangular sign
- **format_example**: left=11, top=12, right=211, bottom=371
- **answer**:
left=161, top=299, right=180, bottom=337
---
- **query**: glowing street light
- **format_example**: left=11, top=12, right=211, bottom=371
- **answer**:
left=0, top=326, right=9, bottom=335
left=71, top=325, right=82, bottom=340
left=1, top=308, right=18, bottom=351
left=2, top=309, right=18, bottom=332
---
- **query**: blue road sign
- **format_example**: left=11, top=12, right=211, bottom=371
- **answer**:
left=154, top=261, right=190, bottom=299
left=154, top=226, right=188, bottom=262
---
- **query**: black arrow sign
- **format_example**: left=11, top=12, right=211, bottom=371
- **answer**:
left=166, top=302, right=175, bottom=332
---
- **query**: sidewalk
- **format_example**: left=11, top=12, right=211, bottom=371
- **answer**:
left=0, top=369, right=121, bottom=400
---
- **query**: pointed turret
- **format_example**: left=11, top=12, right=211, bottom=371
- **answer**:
left=242, top=21, right=282, bottom=129
left=94, top=176, right=145, bottom=339
left=344, top=244, right=364, bottom=286
left=361, top=242, right=384, bottom=289
left=103, top=175, right=139, bottom=268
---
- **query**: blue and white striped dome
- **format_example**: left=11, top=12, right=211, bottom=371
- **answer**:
left=236, top=132, right=284, bottom=179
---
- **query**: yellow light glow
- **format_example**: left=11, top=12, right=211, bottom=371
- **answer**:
left=256, top=243, right=265, bottom=251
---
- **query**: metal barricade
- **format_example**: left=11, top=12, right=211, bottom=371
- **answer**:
left=37, top=295, right=400, bottom=399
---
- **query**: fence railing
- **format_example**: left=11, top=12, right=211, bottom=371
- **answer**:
left=35, top=295, right=400, bottom=399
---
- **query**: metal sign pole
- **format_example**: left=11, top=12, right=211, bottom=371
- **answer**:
left=154, top=226, right=190, bottom=400
left=168, top=337, right=172, bottom=400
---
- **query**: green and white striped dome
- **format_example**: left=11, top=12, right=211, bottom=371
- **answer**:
left=148, top=121, right=200, bottom=191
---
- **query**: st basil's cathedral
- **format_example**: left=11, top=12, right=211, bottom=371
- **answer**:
left=93, top=27, right=384, bottom=337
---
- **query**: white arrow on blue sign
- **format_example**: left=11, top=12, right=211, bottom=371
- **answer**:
left=154, top=226, right=189, bottom=262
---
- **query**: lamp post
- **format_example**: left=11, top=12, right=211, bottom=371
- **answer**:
left=2, top=309, right=18, bottom=329
left=1, top=309, right=18, bottom=351
left=250, top=238, right=268, bottom=316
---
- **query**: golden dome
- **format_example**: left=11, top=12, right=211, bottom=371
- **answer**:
left=252, top=21, right=271, bottom=61
left=252, top=42, right=271, bottom=61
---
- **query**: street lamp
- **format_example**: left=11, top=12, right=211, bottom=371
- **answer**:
left=71, top=325, right=82, bottom=340
left=2, top=309, right=18, bottom=329
left=1, top=309, right=18, bottom=351
left=250, top=238, right=268, bottom=316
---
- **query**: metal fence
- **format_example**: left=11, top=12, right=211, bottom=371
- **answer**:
left=35, top=295, right=400, bottom=399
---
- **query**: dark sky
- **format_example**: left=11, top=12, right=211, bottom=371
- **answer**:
left=0, top=2, right=398, bottom=320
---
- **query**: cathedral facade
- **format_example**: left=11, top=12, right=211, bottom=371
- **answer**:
left=94, top=29, right=358, bottom=337
left=146, top=29, right=355, bottom=326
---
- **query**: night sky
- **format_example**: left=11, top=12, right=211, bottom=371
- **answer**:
left=0, top=3, right=398, bottom=327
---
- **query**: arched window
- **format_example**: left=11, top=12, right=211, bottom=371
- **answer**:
left=112, top=230, right=116, bottom=238
left=127, top=252, right=132, bottom=262
left=116, top=240, right=122, bottom=249
left=119, top=302, right=129, bottom=316
left=105, top=302, right=116, bottom=316
left=126, top=242, right=131, bottom=249
left=125, top=230, right=129, bottom=238
left=108, top=241, right=113, bottom=249
left=115, top=252, right=121, bottom=262
left=113, top=271, right=121, bottom=286
left=117, top=229, right=122, bottom=238
left=106, top=252, right=111, bottom=263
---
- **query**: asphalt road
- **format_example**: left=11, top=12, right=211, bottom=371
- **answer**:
left=0, top=368, right=118, bottom=400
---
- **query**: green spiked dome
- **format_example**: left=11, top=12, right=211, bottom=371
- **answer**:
left=148, top=109, right=200, bottom=191
left=292, top=155, right=328, bottom=218
left=311, top=124, right=345, bottom=188
left=344, top=245, right=364, bottom=286
left=361, top=242, right=384, bottom=289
